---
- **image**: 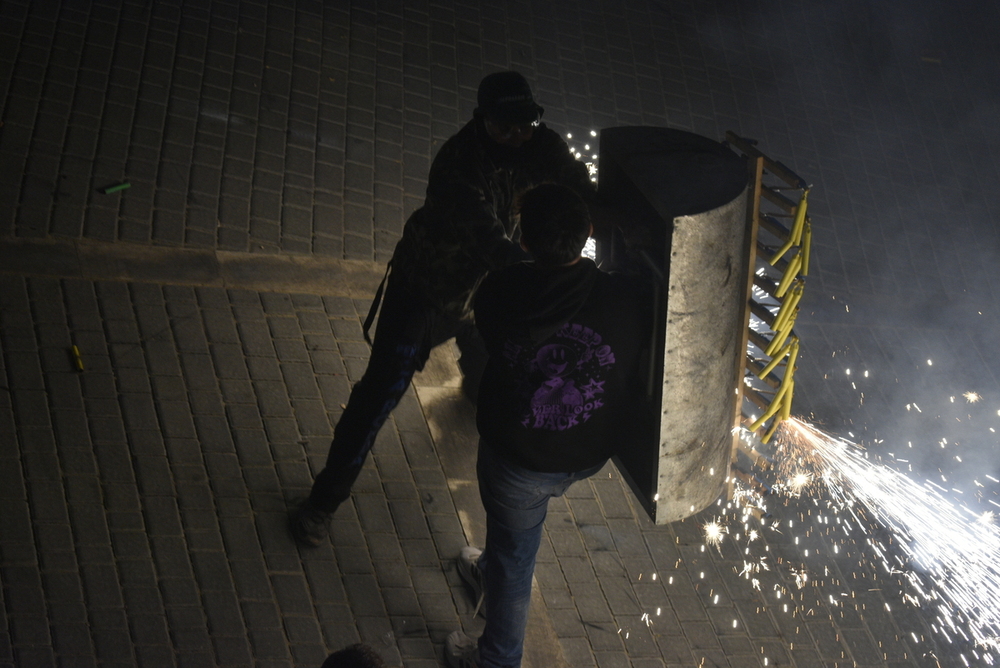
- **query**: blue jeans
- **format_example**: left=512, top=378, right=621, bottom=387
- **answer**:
left=476, top=440, right=606, bottom=668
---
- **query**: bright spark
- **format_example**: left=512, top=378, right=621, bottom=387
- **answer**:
left=704, top=520, right=726, bottom=547
left=775, top=418, right=1000, bottom=652
left=789, top=472, right=812, bottom=495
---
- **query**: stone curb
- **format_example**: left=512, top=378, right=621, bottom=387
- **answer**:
left=0, top=238, right=385, bottom=298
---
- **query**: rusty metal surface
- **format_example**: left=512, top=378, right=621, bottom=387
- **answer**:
left=655, top=187, right=750, bottom=523
left=599, top=127, right=751, bottom=524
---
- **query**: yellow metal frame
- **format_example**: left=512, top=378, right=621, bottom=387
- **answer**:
left=725, top=132, right=812, bottom=453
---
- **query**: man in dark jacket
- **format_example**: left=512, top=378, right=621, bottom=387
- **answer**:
left=445, top=184, right=653, bottom=668
left=290, top=72, right=596, bottom=546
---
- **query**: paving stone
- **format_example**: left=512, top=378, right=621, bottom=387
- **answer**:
left=110, top=530, right=153, bottom=561
left=26, top=480, right=70, bottom=524
left=20, top=440, right=60, bottom=482
left=559, top=636, right=597, bottom=668
left=288, top=638, right=327, bottom=668
left=237, top=320, right=274, bottom=358
left=51, top=621, right=94, bottom=655
left=279, top=361, right=320, bottom=398
left=273, top=337, right=311, bottom=363
left=290, top=398, right=329, bottom=436
left=6, top=353, right=45, bottom=389
left=396, top=534, right=444, bottom=568
left=0, top=459, right=27, bottom=501
left=383, top=498, right=430, bottom=542
left=159, top=577, right=201, bottom=609
left=11, top=389, right=51, bottom=427
left=249, top=380, right=291, bottom=419
left=268, top=574, right=313, bottom=617
left=342, top=573, right=390, bottom=620
left=210, top=343, right=250, bottom=380
left=217, top=516, right=262, bottom=558
left=228, top=558, right=273, bottom=602
left=246, top=355, right=282, bottom=382
left=138, top=495, right=182, bottom=536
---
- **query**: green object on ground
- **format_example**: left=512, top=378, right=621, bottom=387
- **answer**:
left=103, top=182, right=131, bottom=194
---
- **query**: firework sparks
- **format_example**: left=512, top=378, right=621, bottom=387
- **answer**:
left=775, top=417, right=1000, bottom=655
left=787, top=472, right=813, bottom=496
left=964, top=391, right=982, bottom=403
left=704, top=520, right=726, bottom=547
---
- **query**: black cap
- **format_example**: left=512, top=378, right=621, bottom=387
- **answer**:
left=475, top=71, right=544, bottom=125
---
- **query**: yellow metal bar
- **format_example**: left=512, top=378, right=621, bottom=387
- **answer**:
left=748, top=411, right=770, bottom=434
left=753, top=273, right=780, bottom=298
left=791, top=189, right=809, bottom=244
left=762, top=415, right=782, bottom=443
left=765, top=324, right=796, bottom=358
left=747, top=356, right=781, bottom=388
left=71, top=345, right=85, bottom=372
left=768, top=236, right=796, bottom=266
left=774, top=252, right=802, bottom=297
left=779, top=380, right=794, bottom=421
left=761, top=379, right=794, bottom=443
left=785, top=339, right=800, bottom=377
left=767, top=189, right=808, bottom=266
left=748, top=402, right=779, bottom=433
left=757, top=338, right=797, bottom=380
left=758, top=240, right=788, bottom=273
left=756, top=341, right=791, bottom=380
left=772, top=303, right=799, bottom=340
left=801, top=221, right=812, bottom=276
left=771, top=282, right=803, bottom=333
left=748, top=376, right=793, bottom=432
left=780, top=308, right=800, bottom=341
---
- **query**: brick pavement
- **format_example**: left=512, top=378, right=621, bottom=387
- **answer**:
left=3, top=0, right=1000, bottom=667
left=0, top=261, right=950, bottom=666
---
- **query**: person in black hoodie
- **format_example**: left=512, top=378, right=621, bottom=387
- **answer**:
left=289, top=72, right=596, bottom=547
left=445, top=184, right=653, bottom=668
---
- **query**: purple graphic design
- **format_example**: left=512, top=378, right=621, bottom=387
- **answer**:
left=514, top=323, right=615, bottom=432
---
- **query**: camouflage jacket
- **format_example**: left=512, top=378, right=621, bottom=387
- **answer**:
left=391, top=118, right=595, bottom=320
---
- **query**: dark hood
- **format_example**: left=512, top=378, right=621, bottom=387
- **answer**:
left=500, top=259, right=601, bottom=345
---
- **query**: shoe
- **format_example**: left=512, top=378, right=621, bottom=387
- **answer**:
left=457, top=546, right=485, bottom=617
left=444, top=630, right=479, bottom=668
left=288, top=498, right=331, bottom=547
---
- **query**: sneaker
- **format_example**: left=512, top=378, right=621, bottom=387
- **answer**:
left=288, top=498, right=331, bottom=547
left=457, top=546, right=485, bottom=617
left=444, top=629, right=479, bottom=668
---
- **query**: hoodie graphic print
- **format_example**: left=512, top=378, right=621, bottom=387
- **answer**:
left=504, top=322, right=616, bottom=432
left=475, top=259, right=652, bottom=473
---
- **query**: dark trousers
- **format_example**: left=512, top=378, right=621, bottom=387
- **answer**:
left=307, top=277, right=484, bottom=513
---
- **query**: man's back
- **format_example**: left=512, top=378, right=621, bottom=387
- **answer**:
left=475, top=259, right=653, bottom=473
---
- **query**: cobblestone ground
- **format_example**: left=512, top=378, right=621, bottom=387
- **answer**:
left=3, top=1, right=1000, bottom=667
